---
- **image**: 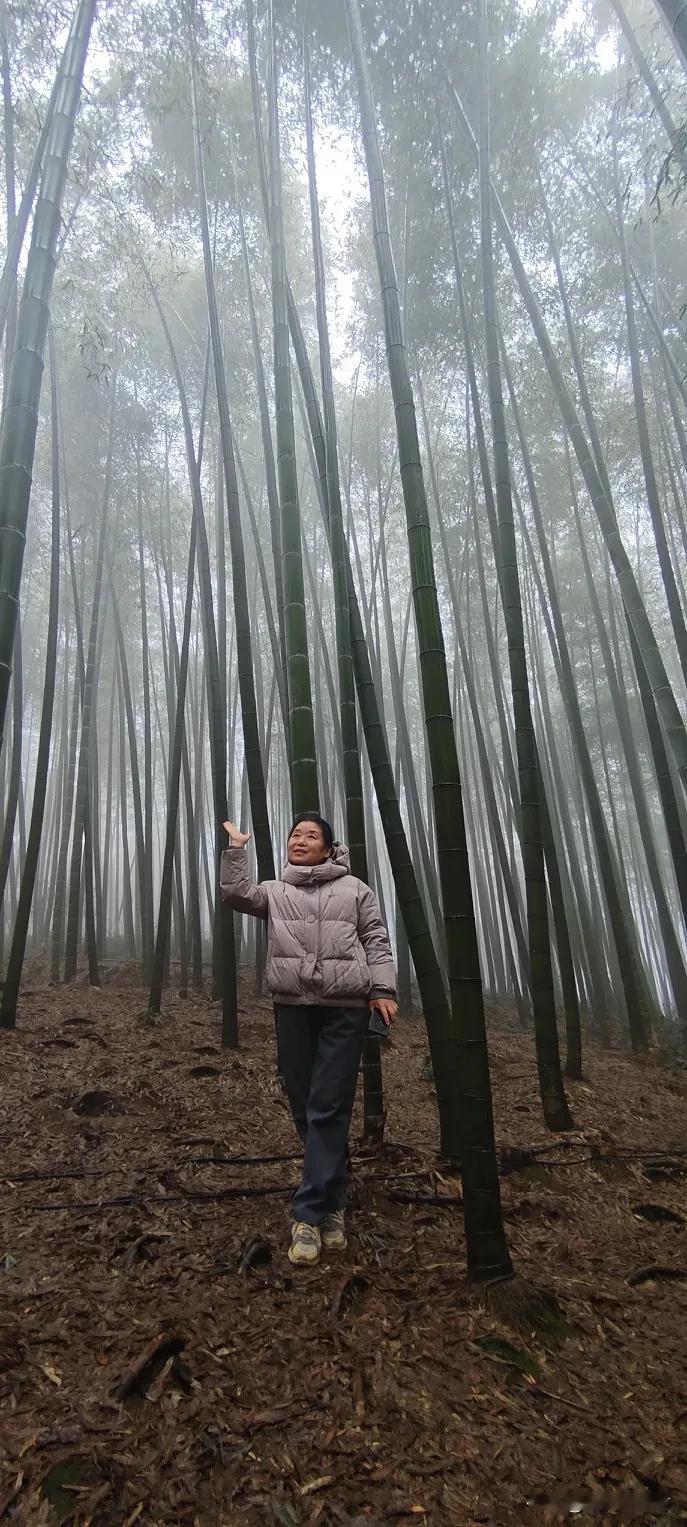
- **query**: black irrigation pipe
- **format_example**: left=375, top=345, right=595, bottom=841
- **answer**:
left=388, top=1191, right=463, bottom=1206
left=185, top=1145, right=687, bottom=1174
left=15, top=1185, right=293, bottom=1214
left=2, top=1152, right=306, bottom=1185
left=504, top=1150, right=687, bottom=1171
left=183, top=1151, right=303, bottom=1167
left=5, top=1147, right=685, bottom=1189
left=183, top=1147, right=423, bottom=1168
left=499, top=1143, right=687, bottom=1162
left=183, top=1157, right=430, bottom=1182
left=4, top=1168, right=116, bottom=1183
left=14, top=1184, right=443, bottom=1216
left=6, top=1144, right=686, bottom=1214
left=3, top=1148, right=379, bottom=1184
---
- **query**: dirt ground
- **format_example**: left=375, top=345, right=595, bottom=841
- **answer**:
left=1, top=972, right=687, bottom=1526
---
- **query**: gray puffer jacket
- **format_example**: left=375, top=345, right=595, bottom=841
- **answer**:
left=220, top=843, right=396, bottom=1007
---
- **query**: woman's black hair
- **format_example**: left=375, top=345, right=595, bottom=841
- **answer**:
left=288, top=811, right=334, bottom=849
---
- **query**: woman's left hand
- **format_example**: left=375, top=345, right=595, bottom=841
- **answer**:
left=368, top=997, right=398, bottom=1026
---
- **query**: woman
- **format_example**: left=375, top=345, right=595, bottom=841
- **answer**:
left=221, top=813, right=398, bottom=1266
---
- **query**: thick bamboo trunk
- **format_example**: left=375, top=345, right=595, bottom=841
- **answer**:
left=295, top=363, right=458, bottom=1153
left=190, top=43, right=275, bottom=882
left=266, top=0, right=318, bottom=813
left=652, top=0, right=687, bottom=78
left=1, top=333, right=61, bottom=1025
left=304, top=40, right=385, bottom=1139
left=347, top=0, right=512, bottom=1281
left=476, top=0, right=572, bottom=1122
left=0, top=0, right=96, bottom=752
left=149, top=514, right=197, bottom=1014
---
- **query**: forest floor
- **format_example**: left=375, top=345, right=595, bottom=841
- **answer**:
left=1, top=973, right=687, bottom=1527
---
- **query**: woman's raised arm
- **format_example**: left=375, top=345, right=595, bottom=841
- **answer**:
left=219, top=823, right=268, bottom=918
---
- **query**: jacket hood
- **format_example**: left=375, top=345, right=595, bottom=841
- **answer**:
left=282, top=840, right=350, bottom=885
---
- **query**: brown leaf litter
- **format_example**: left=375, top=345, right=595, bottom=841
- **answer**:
left=1, top=972, right=686, bottom=1524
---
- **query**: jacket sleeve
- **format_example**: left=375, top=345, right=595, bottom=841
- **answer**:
left=357, top=884, right=397, bottom=999
left=219, top=846, right=269, bottom=919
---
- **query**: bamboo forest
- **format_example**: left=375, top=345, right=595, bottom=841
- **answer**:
left=2, top=0, right=687, bottom=1518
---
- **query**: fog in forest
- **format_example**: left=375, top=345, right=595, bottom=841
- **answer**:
left=6, top=1, right=687, bottom=1516
left=3, top=0, right=687, bottom=1081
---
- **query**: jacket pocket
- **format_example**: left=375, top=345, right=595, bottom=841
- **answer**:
left=265, top=952, right=304, bottom=998
left=319, top=951, right=371, bottom=999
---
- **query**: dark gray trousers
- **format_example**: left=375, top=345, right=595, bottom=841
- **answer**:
left=276, top=1004, right=369, bottom=1225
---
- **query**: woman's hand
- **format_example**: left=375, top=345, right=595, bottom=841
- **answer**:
left=368, top=997, right=398, bottom=1027
left=223, top=820, right=251, bottom=847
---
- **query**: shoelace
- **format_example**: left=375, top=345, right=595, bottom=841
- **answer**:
left=293, top=1221, right=319, bottom=1241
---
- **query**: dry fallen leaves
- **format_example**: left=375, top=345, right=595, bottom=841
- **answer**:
left=1, top=976, right=686, bottom=1526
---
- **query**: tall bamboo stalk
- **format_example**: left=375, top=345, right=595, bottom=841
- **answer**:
left=146, top=284, right=237, bottom=1043
left=440, top=59, right=687, bottom=794
left=346, top=0, right=513, bottom=1284
left=190, top=38, right=275, bottom=882
left=1, top=331, right=61, bottom=1026
left=303, top=32, right=384, bottom=1139
left=64, top=369, right=118, bottom=985
left=476, top=0, right=572, bottom=1122
left=652, top=0, right=687, bottom=79
left=266, top=0, right=318, bottom=813
left=500, top=340, right=655, bottom=1052
left=0, top=0, right=96, bottom=753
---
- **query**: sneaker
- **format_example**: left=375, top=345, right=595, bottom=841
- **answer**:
left=288, top=1221, right=321, bottom=1266
left=321, top=1209, right=347, bottom=1250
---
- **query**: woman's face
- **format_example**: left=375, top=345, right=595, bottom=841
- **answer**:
left=287, top=821, right=331, bottom=866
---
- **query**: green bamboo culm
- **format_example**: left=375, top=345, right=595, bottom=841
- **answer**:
left=0, top=329, right=61, bottom=1029
left=296, top=346, right=461, bottom=1158
left=439, top=56, right=687, bottom=799
left=190, top=32, right=275, bottom=882
left=345, top=0, right=513, bottom=1285
left=0, top=60, right=59, bottom=356
left=149, top=298, right=238, bottom=1044
left=501, top=341, right=656, bottom=1056
left=148, top=518, right=197, bottom=1017
left=303, top=33, right=363, bottom=882
left=254, top=33, right=457, bottom=1153
left=267, top=0, right=319, bottom=815
left=0, top=0, right=96, bottom=754
left=303, top=27, right=384, bottom=1143
left=476, top=0, right=573, bottom=1128
left=653, top=0, right=687, bottom=80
